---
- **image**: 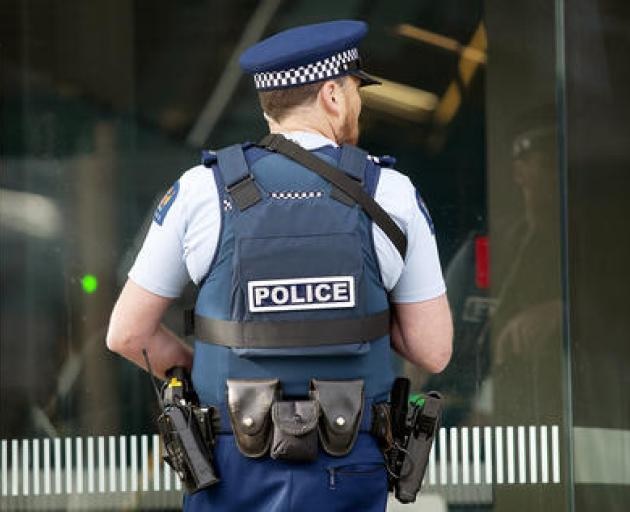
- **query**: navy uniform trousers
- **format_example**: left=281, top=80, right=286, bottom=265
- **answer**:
left=183, top=433, right=388, bottom=511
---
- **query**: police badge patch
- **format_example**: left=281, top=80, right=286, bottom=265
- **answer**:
left=153, top=181, right=180, bottom=226
left=247, top=276, right=356, bottom=313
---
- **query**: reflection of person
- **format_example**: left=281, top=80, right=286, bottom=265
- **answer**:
left=107, top=20, right=452, bottom=511
left=492, top=121, right=563, bottom=425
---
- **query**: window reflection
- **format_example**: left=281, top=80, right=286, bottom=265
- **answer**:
left=0, top=0, right=583, bottom=510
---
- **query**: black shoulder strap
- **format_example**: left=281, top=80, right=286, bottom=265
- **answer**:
left=259, top=134, right=407, bottom=259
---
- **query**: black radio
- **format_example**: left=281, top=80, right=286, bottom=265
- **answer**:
left=144, top=352, right=220, bottom=493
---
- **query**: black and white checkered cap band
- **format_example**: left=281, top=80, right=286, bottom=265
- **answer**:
left=254, top=48, right=360, bottom=90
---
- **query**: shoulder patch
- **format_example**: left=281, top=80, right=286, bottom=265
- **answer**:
left=153, top=180, right=180, bottom=226
left=415, top=189, right=435, bottom=235
left=370, top=154, right=397, bottom=168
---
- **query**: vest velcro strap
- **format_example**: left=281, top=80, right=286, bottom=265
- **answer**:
left=194, top=310, right=390, bottom=348
left=217, top=145, right=262, bottom=210
left=227, top=174, right=262, bottom=210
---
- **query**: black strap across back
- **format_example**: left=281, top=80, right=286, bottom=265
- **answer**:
left=258, top=134, right=408, bottom=260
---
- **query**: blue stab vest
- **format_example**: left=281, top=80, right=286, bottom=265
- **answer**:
left=191, top=143, right=396, bottom=407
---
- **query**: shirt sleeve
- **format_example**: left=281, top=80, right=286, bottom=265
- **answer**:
left=128, top=177, right=191, bottom=298
left=389, top=180, right=446, bottom=303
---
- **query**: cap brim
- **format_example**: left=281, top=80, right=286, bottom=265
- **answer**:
left=350, top=69, right=381, bottom=87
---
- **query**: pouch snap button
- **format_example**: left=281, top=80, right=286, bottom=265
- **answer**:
left=243, top=416, right=254, bottom=427
left=335, top=416, right=346, bottom=426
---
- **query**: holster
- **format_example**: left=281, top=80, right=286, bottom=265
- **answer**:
left=226, top=378, right=279, bottom=458
left=310, top=379, right=364, bottom=456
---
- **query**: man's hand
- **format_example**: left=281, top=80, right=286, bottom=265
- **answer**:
left=390, top=294, right=453, bottom=373
left=106, top=279, right=193, bottom=379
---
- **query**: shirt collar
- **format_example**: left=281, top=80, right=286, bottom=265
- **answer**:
left=277, top=130, right=338, bottom=150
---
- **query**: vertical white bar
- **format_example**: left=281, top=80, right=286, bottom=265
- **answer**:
left=439, top=427, right=447, bottom=484
left=54, top=438, right=61, bottom=495
left=484, top=427, right=493, bottom=484
left=98, top=436, right=105, bottom=493
left=495, top=426, right=504, bottom=484
left=22, top=439, right=29, bottom=496
left=472, top=427, right=481, bottom=484
left=65, top=437, right=73, bottom=494
left=450, top=427, right=458, bottom=485
left=163, top=453, right=171, bottom=492
left=130, top=435, right=138, bottom=492
left=108, top=436, right=117, bottom=492
left=518, top=426, right=526, bottom=483
left=1, top=440, right=8, bottom=496
left=152, top=435, right=160, bottom=491
left=43, top=438, right=51, bottom=495
left=119, top=436, right=127, bottom=493
left=11, top=439, right=18, bottom=496
left=461, top=427, right=470, bottom=485
left=175, top=471, right=182, bottom=491
left=506, top=426, right=515, bottom=484
left=529, top=426, right=538, bottom=484
left=75, top=438, right=83, bottom=494
left=540, top=426, right=549, bottom=483
left=552, top=425, right=560, bottom=483
left=87, top=437, right=95, bottom=493
left=141, top=435, right=149, bottom=491
left=32, top=439, right=40, bottom=496
left=429, top=438, right=436, bottom=485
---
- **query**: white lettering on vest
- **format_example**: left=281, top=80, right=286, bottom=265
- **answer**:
left=247, top=276, right=356, bottom=313
left=271, top=286, right=289, bottom=305
left=254, top=287, right=270, bottom=307
left=332, top=282, right=349, bottom=302
left=289, top=285, right=306, bottom=304
left=314, top=283, right=332, bottom=302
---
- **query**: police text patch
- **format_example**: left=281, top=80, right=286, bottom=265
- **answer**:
left=247, top=276, right=356, bottom=313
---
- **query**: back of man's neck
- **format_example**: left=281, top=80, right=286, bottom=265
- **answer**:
left=267, top=117, right=336, bottom=144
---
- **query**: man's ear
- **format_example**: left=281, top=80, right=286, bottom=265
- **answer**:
left=318, top=80, right=342, bottom=117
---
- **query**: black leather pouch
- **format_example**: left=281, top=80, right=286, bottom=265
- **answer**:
left=310, top=379, right=364, bottom=456
left=270, top=400, right=319, bottom=462
left=226, top=378, right=279, bottom=458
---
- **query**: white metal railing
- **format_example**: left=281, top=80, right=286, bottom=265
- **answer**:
left=0, top=425, right=561, bottom=500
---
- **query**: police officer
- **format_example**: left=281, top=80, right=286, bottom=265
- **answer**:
left=107, top=20, right=452, bottom=512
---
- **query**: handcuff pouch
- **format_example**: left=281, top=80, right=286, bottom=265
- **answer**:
left=226, top=378, right=279, bottom=458
left=270, top=400, right=319, bottom=462
left=310, top=379, right=364, bottom=456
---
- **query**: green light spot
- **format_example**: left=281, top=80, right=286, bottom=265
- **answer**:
left=81, top=274, right=99, bottom=294
left=409, top=394, right=426, bottom=407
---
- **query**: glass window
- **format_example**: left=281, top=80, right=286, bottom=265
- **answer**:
left=3, top=1, right=628, bottom=510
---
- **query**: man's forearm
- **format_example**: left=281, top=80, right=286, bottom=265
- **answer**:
left=112, top=323, right=193, bottom=380
left=107, top=279, right=193, bottom=380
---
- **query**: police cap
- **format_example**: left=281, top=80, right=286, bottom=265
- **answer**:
left=240, top=20, right=381, bottom=91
